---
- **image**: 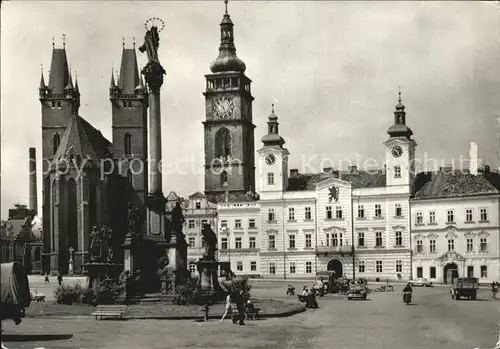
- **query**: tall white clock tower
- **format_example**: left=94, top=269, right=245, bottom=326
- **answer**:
left=383, top=92, right=417, bottom=193
left=257, top=105, right=289, bottom=193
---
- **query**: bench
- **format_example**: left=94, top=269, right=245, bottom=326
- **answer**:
left=91, top=305, right=128, bottom=320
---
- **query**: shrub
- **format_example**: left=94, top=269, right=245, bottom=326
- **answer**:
left=54, top=282, right=83, bottom=305
left=173, top=277, right=197, bottom=305
left=220, top=276, right=252, bottom=299
left=93, top=279, right=125, bottom=305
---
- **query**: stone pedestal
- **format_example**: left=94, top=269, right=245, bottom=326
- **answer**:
left=122, top=236, right=135, bottom=272
left=166, top=235, right=188, bottom=289
left=194, top=259, right=225, bottom=305
left=82, top=262, right=123, bottom=291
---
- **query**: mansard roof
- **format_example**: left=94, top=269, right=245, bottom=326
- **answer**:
left=412, top=170, right=500, bottom=199
left=53, top=114, right=112, bottom=167
left=287, top=170, right=386, bottom=191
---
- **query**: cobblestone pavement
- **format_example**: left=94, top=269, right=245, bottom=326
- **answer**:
left=2, top=286, right=499, bottom=349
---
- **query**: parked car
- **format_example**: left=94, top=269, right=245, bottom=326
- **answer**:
left=451, top=277, right=478, bottom=300
left=410, top=278, right=433, bottom=287
left=347, top=285, right=367, bottom=300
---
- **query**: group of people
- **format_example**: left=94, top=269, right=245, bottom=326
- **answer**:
left=220, top=290, right=251, bottom=325
left=491, top=281, right=499, bottom=298
left=300, top=285, right=319, bottom=308
left=44, top=272, right=63, bottom=286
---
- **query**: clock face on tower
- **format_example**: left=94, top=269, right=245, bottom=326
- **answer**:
left=265, top=154, right=276, bottom=166
left=391, top=145, right=403, bottom=158
left=213, top=96, right=234, bottom=119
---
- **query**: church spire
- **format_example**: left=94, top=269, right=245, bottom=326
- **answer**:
left=39, top=65, right=46, bottom=89
left=48, top=36, right=70, bottom=94
left=209, top=0, right=246, bottom=73
left=387, top=88, right=413, bottom=139
left=74, top=71, right=79, bottom=94
left=110, top=69, right=116, bottom=89
left=261, top=104, right=285, bottom=147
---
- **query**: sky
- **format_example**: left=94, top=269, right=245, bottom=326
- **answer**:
left=1, top=1, right=500, bottom=219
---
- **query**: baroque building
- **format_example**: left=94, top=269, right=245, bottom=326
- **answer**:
left=203, top=3, right=256, bottom=203
left=411, top=165, right=500, bottom=284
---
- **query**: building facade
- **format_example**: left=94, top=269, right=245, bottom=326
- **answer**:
left=411, top=167, right=500, bottom=284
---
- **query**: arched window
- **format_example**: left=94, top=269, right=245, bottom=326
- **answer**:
left=124, top=133, right=132, bottom=156
left=220, top=170, right=228, bottom=187
left=52, top=133, right=61, bottom=155
left=215, top=128, right=231, bottom=159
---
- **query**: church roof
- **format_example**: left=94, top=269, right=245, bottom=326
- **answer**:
left=48, top=48, right=69, bottom=94
left=412, top=170, right=500, bottom=199
left=188, top=191, right=206, bottom=199
left=53, top=114, right=112, bottom=167
left=118, top=48, right=140, bottom=95
left=287, top=170, right=386, bottom=191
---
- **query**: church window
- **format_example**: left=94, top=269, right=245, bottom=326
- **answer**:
left=215, top=128, right=231, bottom=159
left=67, top=178, right=78, bottom=251
left=52, top=133, right=61, bottom=155
left=124, top=133, right=132, bottom=156
left=220, top=170, right=228, bottom=187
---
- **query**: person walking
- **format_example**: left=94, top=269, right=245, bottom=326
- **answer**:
left=44, top=273, right=49, bottom=284
left=57, top=272, right=63, bottom=286
left=220, top=292, right=232, bottom=323
left=235, top=290, right=246, bottom=325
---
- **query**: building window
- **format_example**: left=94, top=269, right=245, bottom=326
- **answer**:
left=188, top=236, right=196, bottom=247
left=447, top=210, right=455, bottom=223
left=332, top=233, right=339, bottom=247
left=395, top=231, right=402, bottom=246
left=465, top=209, right=474, bottom=223
left=467, top=265, right=474, bottom=278
left=305, top=234, right=312, bottom=248
left=429, top=211, right=436, bottom=224
left=429, top=267, right=436, bottom=279
left=221, top=220, right=227, bottom=228
left=358, top=205, right=365, bottom=218
left=268, top=209, right=275, bottom=222
left=235, top=219, right=242, bottom=229
left=305, top=261, right=312, bottom=274
left=305, top=207, right=312, bottom=220
left=448, top=239, right=455, bottom=252
left=358, top=232, right=365, bottom=247
left=124, top=133, right=132, bottom=156
left=250, top=261, right=256, bottom=271
left=237, top=261, right=243, bottom=272
left=189, top=263, right=197, bottom=274
left=429, top=240, right=436, bottom=253
left=235, top=237, right=242, bottom=249
left=375, top=204, right=382, bottom=218
left=195, top=201, right=201, bottom=209
left=326, top=206, right=333, bottom=219
left=52, top=133, right=61, bottom=155
left=249, top=237, right=256, bottom=249
left=481, top=265, right=488, bottom=278
left=395, top=204, right=402, bottom=217
left=480, top=208, right=488, bottom=222
left=375, top=232, right=383, bottom=247
left=466, top=238, right=474, bottom=252
left=396, top=260, right=402, bottom=273
left=269, top=262, right=276, bottom=274
left=288, top=208, right=295, bottom=220
left=188, top=220, right=195, bottom=229
left=416, top=267, right=423, bottom=278
left=289, top=262, right=296, bottom=274
left=249, top=219, right=256, bottom=228
left=376, top=260, right=383, bottom=273
left=416, top=240, right=423, bottom=253
left=268, top=235, right=276, bottom=249
left=416, top=212, right=423, bottom=225
left=325, top=233, right=330, bottom=246
left=358, top=261, right=365, bottom=273
left=201, top=219, right=207, bottom=226
left=394, top=166, right=401, bottom=178
left=289, top=235, right=296, bottom=249
left=267, top=173, right=274, bottom=185
left=480, top=238, right=488, bottom=252
left=335, top=206, right=343, bottom=219
left=221, top=237, right=228, bottom=250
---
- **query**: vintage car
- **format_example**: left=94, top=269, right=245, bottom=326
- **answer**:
left=409, top=278, right=433, bottom=287
left=347, top=285, right=367, bottom=300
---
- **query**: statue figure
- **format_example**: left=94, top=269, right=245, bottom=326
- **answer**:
left=201, top=224, right=217, bottom=261
left=106, top=228, right=114, bottom=262
left=139, top=25, right=160, bottom=63
left=170, top=202, right=185, bottom=240
left=126, top=203, right=136, bottom=237
left=89, top=226, right=102, bottom=261
left=100, top=226, right=109, bottom=261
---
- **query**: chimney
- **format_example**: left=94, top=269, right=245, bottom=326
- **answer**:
left=223, top=182, right=229, bottom=203
left=348, top=165, right=358, bottom=173
left=469, top=142, right=478, bottom=175
left=323, top=167, right=333, bottom=174
left=290, top=169, right=299, bottom=177
left=29, top=147, right=37, bottom=215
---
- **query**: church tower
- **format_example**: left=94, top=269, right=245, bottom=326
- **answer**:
left=203, top=1, right=256, bottom=202
left=39, top=39, right=80, bottom=172
left=110, top=43, right=148, bottom=206
left=257, top=105, right=289, bottom=193
left=384, top=91, right=417, bottom=192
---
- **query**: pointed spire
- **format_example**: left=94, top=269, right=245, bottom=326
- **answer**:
left=110, top=69, right=116, bottom=89
left=387, top=88, right=413, bottom=139
left=262, top=103, right=284, bottom=147
left=118, top=46, right=140, bottom=94
left=398, top=86, right=402, bottom=103
left=122, top=36, right=125, bottom=48
left=65, top=67, right=74, bottom=90
left=395, top=86, right=405, bottom=110
left=48, top=42, right=70, bottom=94
left=62, top=33, right=66, bottom=49
left=74, top=71, right=79, bottom=93
left=209, top=0, right=246, bottom=73
left=271, top=103, right=275, bottom=114
left=133, top=37, right=136, bottom=48
left=52, top=36, right=55, bottom=49
left=135, top=66, right=144, bottom=92
left=39, top=65, right=46, bottom=89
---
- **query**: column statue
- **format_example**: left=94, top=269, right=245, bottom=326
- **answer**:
left=170, top=202, right=185, bottom=241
